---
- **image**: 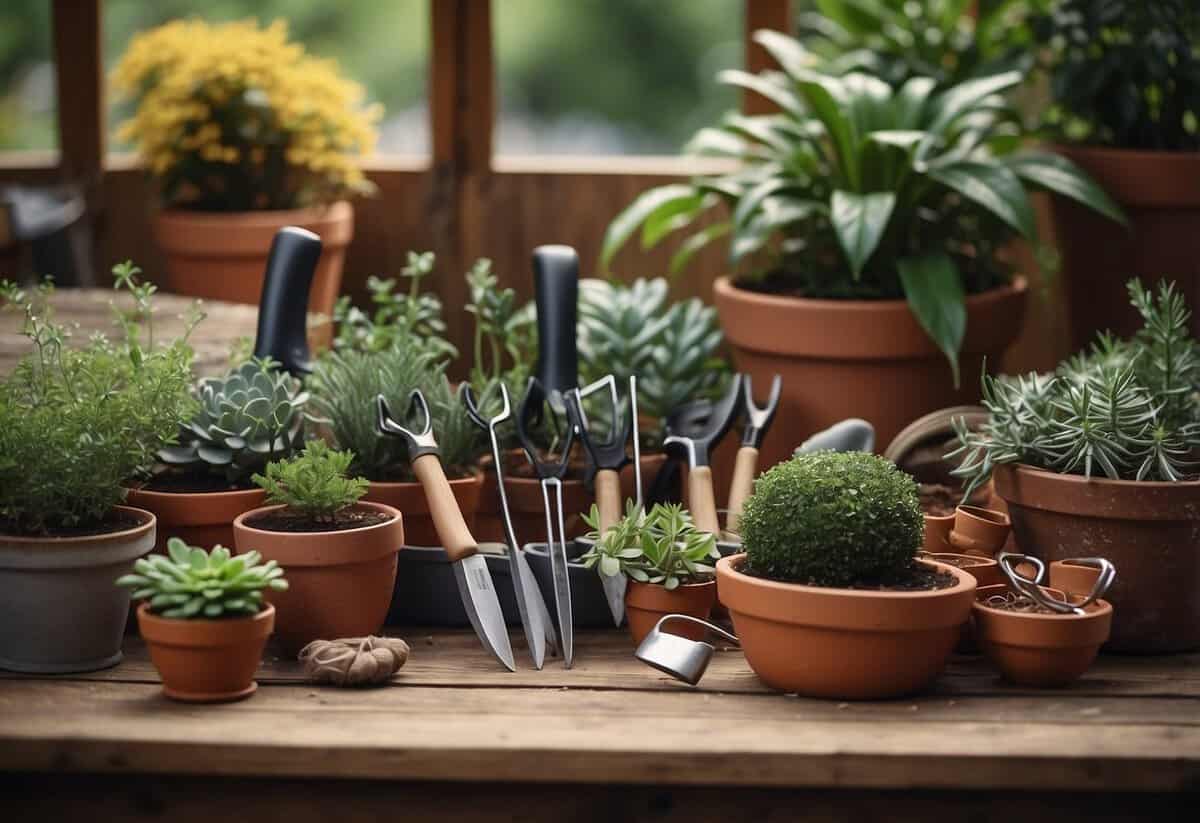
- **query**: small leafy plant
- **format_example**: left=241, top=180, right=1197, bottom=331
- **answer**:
left=118, top=538, right=287, bottom=619
left=738, top=451, right=923, bottom=587
left=252, top=441, right=368, bottom=524
left=579, top=502, right=719, bottom=590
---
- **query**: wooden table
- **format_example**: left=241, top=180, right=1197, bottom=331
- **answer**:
left=0, top=629, right=1196, bottom=820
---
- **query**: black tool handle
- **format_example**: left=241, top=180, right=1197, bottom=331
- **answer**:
left=532, top=245, right=579, bottom=397
left=253, top=226, right=321, bottom=376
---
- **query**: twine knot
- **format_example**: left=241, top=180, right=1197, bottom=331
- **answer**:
left=299, top=636, right=410, bottom=686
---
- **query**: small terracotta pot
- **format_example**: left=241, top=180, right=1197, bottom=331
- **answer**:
left=1049, top=559, right=1105, bottom=600
left=717, top=554, right=976, bottom=699
left=153, top=201, right=352, bottom=320
left=994, top=463, right=1200, bottom=652
left=625, top=579, right=717, bottom=645
left=362, top=471, right=482, bottom=548
left=947, top=505, right=1011, bottom=558
left=232, top=502, right=403, bottom=655
left=714, top=276, right=1028, bottom=467
left=138, top=602, right=275, bottom=703
left=922, top=513, right=955, bottom=553
left=919, top=553, right=1003, bottom=588
left=973, top=583, right=1113, bottom=687
left=124, top=486, right=266, bottom=554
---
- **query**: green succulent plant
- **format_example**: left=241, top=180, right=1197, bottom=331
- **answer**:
left=579, top=501, right=719, bottom=590
left=738, top=451, right=923, bottom=587
left=159, top=358, right=309, bottom=485
left=252, top=440, right=368, bottom=523
left=117, top=538, right=287, bottom=619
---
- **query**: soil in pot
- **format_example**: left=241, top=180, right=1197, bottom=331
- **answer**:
left=625, top=580, right=717, bottom=645
left=138, top=602, right=275, bottom=702
left=0, top=506, right=156, bottom=673
left=232, top=502, right=403, bottom=655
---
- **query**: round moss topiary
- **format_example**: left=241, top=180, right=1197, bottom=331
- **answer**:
left=739, top=451, right=922, bottom=587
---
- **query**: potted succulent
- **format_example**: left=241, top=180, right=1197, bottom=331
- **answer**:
left=579, top=502, right=719, bottom=644
left=602, top=30, right=1123, bottom=465
left=717, top=451, right=976, bottom=699
left=1031, top=1, right=1200, bottom=348
left=111, top=18, right=380, bottom=314
left=126, top=357, right=309, bottom=554
left=232, top=441, right=402, bottom=654
left=0, top=270, right=195, bottom=672
left=118, top=538, right=286, bottom=702
left=950, top=279, right=1200, bottom=652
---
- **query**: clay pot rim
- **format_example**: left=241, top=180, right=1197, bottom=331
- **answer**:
left=233, top=501, right=401, bottom=538
left=918, top=551, right=997, bottom=569
left=137, top=601, right=275, bottom=640
left=718, top=553, right=975, bottom=601
left=714, top=274, right=1028, bottom=314
left=956, top=505, right=1010, bottom=526
left=923, top=512, right=956, bottom=525
left=1001, top=462, right=1200, bottom=492
left=972, top=584, right=1112, bottom=622
left=0, top=505, right=155, bottom=548
left=367, top=469, right=482, bottom=488
left=125, top=484, right=265, bottom=503
left=1052, top=143, right=1200, bottom=164
left=155, top=200, right=353, bottom=226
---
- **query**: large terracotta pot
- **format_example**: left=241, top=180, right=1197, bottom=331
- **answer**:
left=716, top=554, right=975, bottom=699
left=624, top=579, right=716, bottom=645
left=0, top=506, right=155, bottom=673
left=138, top=602, right=275, bottom=703
left=125, top=486, right=266, bottom=554
left=232, top=502, right=403, bottom=655
left=363, top=472, right=482, bottom=548
left=714, top=276, right=1028, bottom=469
left=1050, top=146, right=1200, bottom=349
left=994, top=464, right=1200, bottom=653
left=153, top=201, right=353, bottom=318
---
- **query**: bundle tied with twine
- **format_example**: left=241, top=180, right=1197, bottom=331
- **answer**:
left=299, top=636, right=410, bottom=686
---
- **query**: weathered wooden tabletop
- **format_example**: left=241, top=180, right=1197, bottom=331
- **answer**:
left=0, top=628, right=1196, bottom=820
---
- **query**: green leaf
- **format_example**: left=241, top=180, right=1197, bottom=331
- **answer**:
left=668, top=222, right=730, bottom=277
left=600, top=184, right=698, bottom=271
left=926, top=71, right=1023, bottom=135
left=927, top=160, right=1037, bottom=240
left=793, top=75, right=859, bottom=188
left=751, top=29, right=813, bottom=76
left=1005, top=152, right=1127, bottom=227
left=717, top=69, right=803, bottom=117
left=599, top=554, right=621, bottom=578
left=830, top=190, right=896, bottom=279
left=897, top=252, right=966, bottom=386
left=641, top=191, right=707, bottom=248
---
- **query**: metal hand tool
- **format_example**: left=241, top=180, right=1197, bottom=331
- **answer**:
left=663, top=375, right=745, bottom=535
left=635, top=614, right=739, bottom=686
left=724, top=374, right=781, bottom=535
left=252, top=226, right=321, bottom=377
left=377, top=391, right=516, bottom=671
left=998, top=553, right=1116, bottom=615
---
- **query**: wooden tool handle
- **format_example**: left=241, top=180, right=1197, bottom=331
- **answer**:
left=725, top=446, right=759, bottom=535
left=412, top=453, right=477, bottom=563
left=595, top=468, right=622, bottom=533
left=687, top=465, right=721, bottom=535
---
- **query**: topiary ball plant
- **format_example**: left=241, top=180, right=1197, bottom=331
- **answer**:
left=738, top=451, right=922, bottom=587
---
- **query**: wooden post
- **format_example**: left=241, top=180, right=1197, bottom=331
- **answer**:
left=744, top=0, right=792, bottom=114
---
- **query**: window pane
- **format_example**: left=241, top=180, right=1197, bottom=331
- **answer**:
left=0, top=1, right=57, bottom=151
left=104, top=0, right=429, bottom=155
left=495, top=0, right=742, bottom=156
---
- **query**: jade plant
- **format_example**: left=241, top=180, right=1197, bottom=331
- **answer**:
left=950, top=279, right=1200, bottom=494
left=579, top=502, right=719, bottom=590
left=738, top=451, right=923, bottom=587
left=252, top=440, right=368, bottom=525
left=118, top=537, right=287, bottom=619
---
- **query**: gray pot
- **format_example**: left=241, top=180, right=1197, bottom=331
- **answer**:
left=0, top=506, right=155, bottom=673
left=386, top=545, right=524, bottom=627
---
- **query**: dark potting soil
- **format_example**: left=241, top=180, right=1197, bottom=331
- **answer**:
left=243, top=509, right=394, bottom=533
left=138, top=473, right=257, bottom=494
left=981, top=592, right=1059, bottom=615
left=744, top=560, right=957, bottom=592
left=919, top=483, right=961, bottom=517
left=2, top=511, right=145, bottom=539
left=924, top=553, right=983, bottom=569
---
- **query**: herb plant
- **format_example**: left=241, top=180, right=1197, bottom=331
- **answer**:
left=602, top=31, right=1124, bottom=381
left=579, top=502, right=719, bottom=590
left=252, top=440, right=368, bottom=524
left=0, top=268, right=198, bottom=535
left=950, top=280, right=1200, bottom=495
left=738, top=451, right=923, bottom=587
left=118, top=538, right=287, bottom=619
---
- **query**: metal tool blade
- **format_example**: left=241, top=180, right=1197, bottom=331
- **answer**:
left=542, top=478, right=574, bottom=668
left=600, top=572, right=627, bottom=628
left=452, top=553, right=516, bottom=672
left=513, top=548, right=558, bottom=667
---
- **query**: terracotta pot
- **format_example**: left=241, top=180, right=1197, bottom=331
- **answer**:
left=0, top=506, right=155, bottom=673
left=124, top=486, right=266, bottom=554
left=973, top=583, right=1112, bottom=687
left=1049, top=559, right=1106, bottom=600
left=714, top=276, right=1028, bottom=469
left=232, top=502, right=403, bottom=655
left=919, top=553, right=1003, bottom=588
left=922, top=513, right=955, bottom=553
left=716, top=554, right=976, bottom=699
left=624, top=579, right=717, bottom=645
left=994, top=463, right=1200, bottom=653
left=1049, top=146, right=1200, bottom=349
left=947, top=505, right=1011, bottom=558
left=362, top=472, right=481, bottom=548
left=153, top=201, right=353, bottom=319
left=137, top=602, right=274, bottom=703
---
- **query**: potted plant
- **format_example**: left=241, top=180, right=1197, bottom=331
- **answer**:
left=1030, top=1, right=1200, bottom=348
left=118, top=538, right=286, bottom=702
left=111, top=18, right=380, bottom=314
left=950, top=279, right=1200, bottom=652
left=716, top=451, right=976, bottom=699
left=232, top=441, right=403, bottom=654
left=579, top=502, right=720, bottom=645
left=126, top=357, right=309, bottom=554
left=602, top=30, right=1123, bottom=466
left=0, top=270, right=195, bottom=672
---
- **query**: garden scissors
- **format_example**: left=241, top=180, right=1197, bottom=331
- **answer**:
left=251, top=226, right=321, bottom=377
left=724, top=374, right=782, bottom=535
left=663, top=374, right=744, bottom=535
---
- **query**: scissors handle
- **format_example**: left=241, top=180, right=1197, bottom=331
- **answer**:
left=594, top=468, right=622, bottom=532
left=687, top=466, right=721, bottom=535
left=412, top=453, right=477, bottom=564
left=725, top=446, right=759, bottom=534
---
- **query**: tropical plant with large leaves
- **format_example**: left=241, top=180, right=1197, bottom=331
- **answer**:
left=601, top=29, right=1125, bottom=382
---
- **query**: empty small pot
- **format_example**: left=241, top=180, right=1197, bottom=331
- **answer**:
left=1050, top=559, right=1105, bottom=600
left=625, top=580, right=717, bottom=645
left=948, top=505, right=1011, bottom=558
left=922, top=513, right=955, bottom=553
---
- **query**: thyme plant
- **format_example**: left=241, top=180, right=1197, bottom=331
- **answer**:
left=252, top=440, right=368, bottom=524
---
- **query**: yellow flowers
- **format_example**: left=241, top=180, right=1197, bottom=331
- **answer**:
left=111, top=18, right=380, bottom=211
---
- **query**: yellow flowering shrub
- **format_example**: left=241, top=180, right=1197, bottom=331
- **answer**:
left=112, top=18, right=381, bottom=211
